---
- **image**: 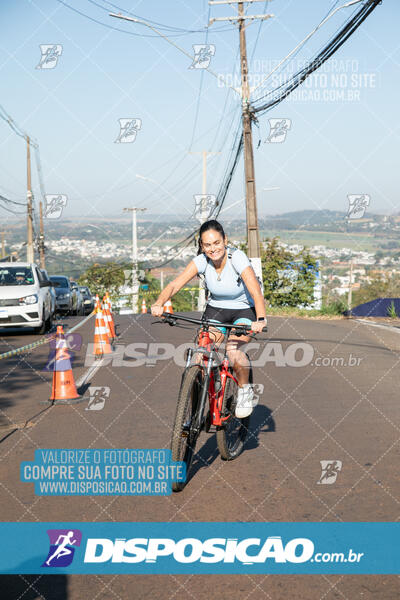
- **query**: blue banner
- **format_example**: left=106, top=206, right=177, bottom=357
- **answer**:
left=0, top=522, right=398, bottom=574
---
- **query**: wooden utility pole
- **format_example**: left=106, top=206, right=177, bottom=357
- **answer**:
left=1, top=232, right=6, bottom=258
left=347, top=257, right=354, bottom=315
left=190, top=150, right=220, bottom=311
left=123, top=207, right=147, bottom=313
left=39, top=200, right=45, bottom=269
left=209, top=0, right=273, bottom=279
left=26, top=136, right=34, bottom=263
left=238, top=1, right=259, bottom=259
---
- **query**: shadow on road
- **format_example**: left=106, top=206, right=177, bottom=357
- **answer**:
left=266, top=336, right=395, bottom=354
left=245, top=404, right=276, bottom=451
left=1, top=572, right=68, bottom=599
left=187, top=404, right=275, bottom=484
left=189, top=435, right=220, bottom=482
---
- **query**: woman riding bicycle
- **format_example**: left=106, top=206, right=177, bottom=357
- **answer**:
left=151, top=219, right=266, bottom=418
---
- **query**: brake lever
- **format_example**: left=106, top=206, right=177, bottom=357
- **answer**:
left=152, top=316, right=177, bottom=326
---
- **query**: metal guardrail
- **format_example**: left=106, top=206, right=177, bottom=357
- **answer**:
left=0, top=311, right=95, bottom=361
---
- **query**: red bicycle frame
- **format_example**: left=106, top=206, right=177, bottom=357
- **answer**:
left=197, top=330, right=238, bottom=427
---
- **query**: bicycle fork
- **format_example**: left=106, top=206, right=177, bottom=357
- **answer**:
left=193, top=354, right=214, bottom=436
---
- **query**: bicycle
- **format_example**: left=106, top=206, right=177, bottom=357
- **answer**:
left=156, top=312, right=267, bottom=492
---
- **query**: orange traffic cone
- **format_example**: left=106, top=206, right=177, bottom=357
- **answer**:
left=105, top=291, right=113, bottom=313
left=49, top=326, right=80, bottom=403
left=102, top=296, right=116, bottom=340
left=107, top=298, right=116, bottom=336
left=93, top=309, right=112, bottom=357
left=163, top=299, right=173, bottom=314
left=141, top=298, right=147, bottom=314
left=94, top=295, right=101, bottom=313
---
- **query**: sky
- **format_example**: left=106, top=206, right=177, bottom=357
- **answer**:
left=0, top=0, right=398, bottom=230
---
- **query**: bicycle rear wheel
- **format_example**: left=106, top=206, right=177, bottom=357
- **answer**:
left=171, top=365, right=203, bottom=492
left=216, top=366, right=252, bottom=461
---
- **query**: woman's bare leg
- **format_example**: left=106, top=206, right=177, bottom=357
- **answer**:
left=226, top=335, right=251, bottom=386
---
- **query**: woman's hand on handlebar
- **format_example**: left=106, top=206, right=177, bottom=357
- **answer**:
left=251, top=319, right=267, bottom=334
left=151, top=304, right=164, bottom=317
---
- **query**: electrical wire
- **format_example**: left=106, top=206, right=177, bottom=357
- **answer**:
left=0, top=203, right=26, bottom=216
left=188, top=3, right=211, bottom=151
left=207, top=0, right=381, bottom=215
left=56, top=0, right=232, bottom=39
left=90, top=0, right=229, bottom=33
left=249, top=0, right=269, bottom=63
left=0, top=194, right=25, bottom=207
left=253, top=0, right=381, bottom=113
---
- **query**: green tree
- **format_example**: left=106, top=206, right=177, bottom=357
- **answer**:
left=137, top=271, right=161, bottom=309
left=138, top=273, right=197, bottom=313
left=172, top=288, right=197, bottom=312
left=78, top=262, right=126, bottom=301
left=261, top=237, right=318, bottom=307
left=352, top=274, right=400, bottom=307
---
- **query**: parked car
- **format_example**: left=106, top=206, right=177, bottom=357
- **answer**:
left=79, top=286, right=94, bottom=314
left=0, top=262, right=53, bottom=334
left=50, top=275, right=76, bottom=314
left=40, top=269, right=56, bottom=317
left=70, top=281, right=84, bottom=315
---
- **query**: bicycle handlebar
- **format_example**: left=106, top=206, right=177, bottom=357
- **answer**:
left=159, top=312, right=268, bottom=333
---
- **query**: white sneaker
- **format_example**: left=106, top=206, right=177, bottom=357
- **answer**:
left=235, top=384, right=257, bottom=418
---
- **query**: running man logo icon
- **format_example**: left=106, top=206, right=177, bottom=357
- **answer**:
left=42, top=529, right=82, bottom=567
left=115, top=118, right=142, bottom=143
left=266, top=119, right=292, bottom=143
left=317, top=460, right=342, bottom=485
left=346, top=194, right=370, bottom=220
left=193, top=194, right=217, bottom=223
left=86, top=386, right=110, bottom=411
left=36, top=44, right=63, bottom=69
left=274, top=267, right=299, bottom=294
left=123, top=269, right=145, bottom=287
left=189, top=44, right=216, bottom=69
left=43, top=333, right=82, bottom=372
left=44, top=194, right=68, bottom=219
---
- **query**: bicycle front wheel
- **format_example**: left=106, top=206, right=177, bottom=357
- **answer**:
left=216, top=366, right=252, bottom=461
left=171, top=365, right=203, bottom=492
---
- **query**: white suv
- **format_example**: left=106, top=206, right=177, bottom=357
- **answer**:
left=0, top=262, right=53, bottom=334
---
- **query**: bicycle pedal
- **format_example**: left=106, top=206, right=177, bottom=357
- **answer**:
left=181, top=426, right=190, bottom=438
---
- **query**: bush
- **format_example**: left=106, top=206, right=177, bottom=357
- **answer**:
left=319, top=299, right=347, bottom=315
left=262, top=237, right=318, bottom=308
left=387, top=301, right=397, bottom=319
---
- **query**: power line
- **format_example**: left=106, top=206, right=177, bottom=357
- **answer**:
left=209, top=0, right=381, bottom=215
left=188, top=3, right=212, bottom=151
left=0, top=193, right=25, bottom=207
left=0, top=202, right=25, bottom=216
left=253, top=0, right=381, bottom=110
left=56, top=0, right=233, bottom=39
left=90, top=0, right=229, bottom=33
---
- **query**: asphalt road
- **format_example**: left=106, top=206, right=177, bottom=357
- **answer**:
left=0, top=312, right=399, bottom=599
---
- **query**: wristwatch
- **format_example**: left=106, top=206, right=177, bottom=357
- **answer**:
left=257, top=317, right=266, bottom=322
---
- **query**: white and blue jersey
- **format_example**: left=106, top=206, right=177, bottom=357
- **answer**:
left=192, top=249, right=254, bottom=309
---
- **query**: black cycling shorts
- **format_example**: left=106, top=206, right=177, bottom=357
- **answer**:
left=203, top=305, right=256, bottom=334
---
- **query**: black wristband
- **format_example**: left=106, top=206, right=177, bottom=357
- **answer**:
left=257, top=317, right=266, bottom=322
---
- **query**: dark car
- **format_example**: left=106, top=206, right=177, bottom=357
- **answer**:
left=41, top=269, right=56, bottom=317
left=49, top=276, right=75, bottom=314
left=70, top=281, right=84, bottom=315
left=79, top=286, right=94, bottom=314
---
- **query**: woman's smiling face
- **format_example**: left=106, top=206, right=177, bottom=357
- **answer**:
left=200, top=229, right=227, bottom=262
